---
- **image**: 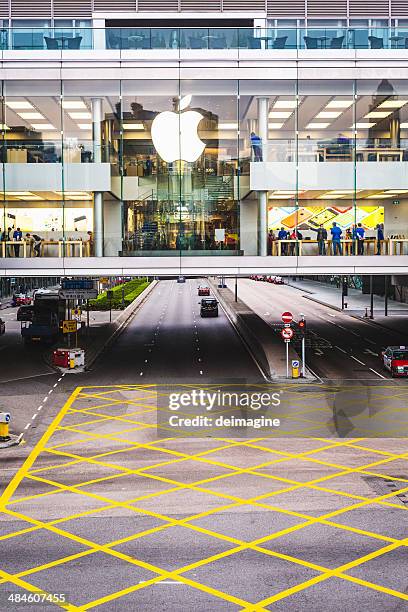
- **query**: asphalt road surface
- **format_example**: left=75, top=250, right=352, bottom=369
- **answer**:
left=1, top=279, right=407, bottom=611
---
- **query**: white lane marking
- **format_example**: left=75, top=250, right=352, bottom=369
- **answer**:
left=369, top=368, right=387, bottom=379
left=58, top=377, right=62, bottom=382
left=38, top=406, right=42, bottom=411
left=48, top=389, right=53, bottom=395
left=32, top=413, right=37, bottom=420
left=43, top=397, right=48, bottom=403
left=335, top=346, right=347, bottom=353
left=139, top=372, right=144, bottom=376
left=365, top=338, right=377, bottom=346
left=24, top=423, right=30, bottom=430
left=53, top=383, right=58, bottom=388
left=314, top=349, right=324, bottom=356
left=327, top=312, right=336, bottom=317
left=199, top=370, right=203, bottom=375
left=364, top=348, right=378, bottom=357
left=350, top=355, right=366, bottom=365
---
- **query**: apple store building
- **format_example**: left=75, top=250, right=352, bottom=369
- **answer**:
left=1, top=75, right=408, bottom=260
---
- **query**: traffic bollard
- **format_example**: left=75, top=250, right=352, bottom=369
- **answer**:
left=0, top=412, right=11, bottom=441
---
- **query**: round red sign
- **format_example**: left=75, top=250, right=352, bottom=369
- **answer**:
left=281, top=311, right=293, bottom=324
left=281, top=327, right=294, bottom=340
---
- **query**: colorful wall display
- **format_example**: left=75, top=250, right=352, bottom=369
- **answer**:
left=268, top=205, right=384, bottom=231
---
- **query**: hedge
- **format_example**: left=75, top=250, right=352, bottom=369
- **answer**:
left=89, top=279, right=150, bottom=311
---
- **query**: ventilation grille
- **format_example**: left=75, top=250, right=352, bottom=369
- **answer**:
left=11, top=0, right=51, bottom=16
left=391, top=0, right=408, bottom=16
left=349, top=0, right=390, bottom=16
left=181, top=0, right=221, bottom=10
left=307, top=0, right=347, bottom=16
left=267, top=0, right=305, bottom=17
left=137, top=0, right=178, bottom=10
left=223, top=0, right=265, bottom=9
left=93, top=0, right=136, bottom=9
left=54, top=0, right=92, bottom=17
left=0, top=0, right=8, bottom=18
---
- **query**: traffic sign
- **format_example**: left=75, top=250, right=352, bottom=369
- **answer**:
left=281, top=327, right=294, bottom=340
left=281, top=311, right=293, bottom=324
left=292, top=360, right=300, bottom=368
left=62, top=320, right=77, bottom=334
left=59, top=289, right=98, bottom=300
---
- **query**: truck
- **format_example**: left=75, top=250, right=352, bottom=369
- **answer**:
left=21, top=290, right=66, bottom=345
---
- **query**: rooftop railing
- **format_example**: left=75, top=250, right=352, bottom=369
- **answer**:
left=2, top=27, right=408, bottom=52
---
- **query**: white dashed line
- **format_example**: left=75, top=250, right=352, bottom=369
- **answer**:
left=37, top=406, right=42, bottom=411
left=53, top=383, right=58, bottom=388
left=335, top=346, right=347, bottom=353
left=369, top=368, right=387, bottom=379
left=31, top=413, right=37, bottom=420
left=139, top=372, right=144, bottom=376
left=58, top=377, right=62, bottom=382
left=43, top=397, right=48, bottom=403
left=24, top=423, right=30, bottom=430
left=350, top=355, right=366, bottom=365
left=199, top=370, right=203, bottom=375
left=48, top=389, right=53, bottom=395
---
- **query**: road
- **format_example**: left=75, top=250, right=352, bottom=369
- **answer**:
left=0, top=279, right=408, bottom=611
left=228, top=278, right=408, bottom=383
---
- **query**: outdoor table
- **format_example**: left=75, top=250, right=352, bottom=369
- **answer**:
left=390, top=36, right=404, bottom=48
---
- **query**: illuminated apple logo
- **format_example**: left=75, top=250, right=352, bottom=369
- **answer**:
left=151, top=95, right=205, bottom=163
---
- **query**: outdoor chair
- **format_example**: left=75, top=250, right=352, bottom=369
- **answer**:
left=67, top=36, right=82, bottom=50
left=44, top=36, right=59, bottom=50
left=248, top=37, right=261, bottom=49
left=272, top=36, right=287, bottom=49
left=330, top=36, right=344, bottom=49
left=304, top=36, right=318, bottom=49
left=368, top=36, right=384, bottom=49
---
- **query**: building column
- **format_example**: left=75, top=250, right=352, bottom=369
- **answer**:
left=92, top=98, right=103, bottom=257
left=257, top=97, right=269, bottom=256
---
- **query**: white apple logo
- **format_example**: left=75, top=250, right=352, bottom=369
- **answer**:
left=151, top=95, right=205, bottom=163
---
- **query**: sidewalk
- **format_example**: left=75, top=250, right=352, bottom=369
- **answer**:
left=287, top=278, right=408, bottom=336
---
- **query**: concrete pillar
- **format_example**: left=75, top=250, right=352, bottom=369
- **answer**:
left=92, top=98, right=103, bottom=257
left=257, top=97, right=269, bottom=256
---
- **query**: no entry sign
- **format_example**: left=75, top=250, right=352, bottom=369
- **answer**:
left=281, top=327, right=294, bottom=340
left=281, top=311, right=293, bottom=324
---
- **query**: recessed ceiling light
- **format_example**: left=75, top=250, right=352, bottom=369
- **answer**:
left=122, top=123, right=145, bottom=130
left=365, top=194, right=393, bottom=199
left=384, top=189, right=408, bottom=194
left=315, top=111, right=342, bottom=119
left=326, top=100, right=353, bottom=108
left=353, top=122, right=376, bottom=128
left=61, top=101, right=87, bottom=109
left=5, top=191, right=34, bottom=196
left=378, top=100, right=408, bottom=108
left=268, top=123, right=284, bottom=129
left=56, top=191, right=90, bottom=196
left=218, top=123, right=238, bottom=129
left=273, top=100, right=297, bottom=108
left=364, top=111, right=392, bottom=119
left=400, top=123, right=408, bottom=128
left=269, top=195, right=293, bottom=199
left=78, top=124, right=92, bottom=130
left=68, top=112, right=92, bottom=119
left=268, top=111, right=292, bottom=118
left=31, top=124, right=55, bottom=130
left=6, top=101, right=33, bottom=110
left=16, top=195, right=42, bottom=200
left=18, top=112, right=44, bottom=120
left=306, top=123, right=330, bottom=129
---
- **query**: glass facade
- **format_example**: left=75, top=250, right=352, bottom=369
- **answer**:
left=1, top=74, right=408, bottom=259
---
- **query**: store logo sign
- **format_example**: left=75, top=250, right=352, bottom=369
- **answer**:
left=151, top=95, right=205, bottom=163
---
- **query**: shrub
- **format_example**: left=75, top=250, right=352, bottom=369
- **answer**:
left=89, top=279, right=150, bottom=310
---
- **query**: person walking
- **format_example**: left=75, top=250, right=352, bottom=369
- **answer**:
left=355, top=222, right=365, bottom=255
left=331, top=222, right=343, bottom=255
left=13, top=227, right=22, bottom=257
left=250, top=132, right=263, bottom=162
left=311, top=224, right=327, bottom=255
left=32, top=234, right=43, bottom=257
left=376, top=223, right=384, bottom=255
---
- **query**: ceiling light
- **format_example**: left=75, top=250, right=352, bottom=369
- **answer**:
left=326, top=100, right=353, bottom=108
left=5, top=191, right=34, bottom=196
left=364, top=111, right=392, bottom=119
left=378, top=100, right=408, bottom=108
left=315, top=111, right=342, bottom=119
left=6, top=101, right=33, bottom=110
left=218, top=123, right=238, bottom=129
left=31, top=124, right=56, bottom=130
left=69, top=195, right=93, bottom=200
left=268, top=111, right=292, bottom=118
left=78, top=124, right=92, bottom=130
left=269, top=195, right=293, bottom=199
left=268, top=123, right=284, bottom=129
left=68, top=112, right=92, bottom=119
left=384, top=189, right=408, bottom=194
left=365, top=194, right=393, bottom=199
left=56, top=191, right=90, bottom=196
left=353, top=122, right=376, bottom=128
left=400, top=123, right=408, bottom=128
left=122, top=123, right=145, bottom=130
left=306, top=123, right=330, bottom=129
left=16, top=195, right=42, bottom=200
left=0, top=124, right=9, bottom=130
left=61, top=101, right=87, bottom=109
left=273, top=100, right=297, bottom=108
left=18, top=112, right=44, bottom=120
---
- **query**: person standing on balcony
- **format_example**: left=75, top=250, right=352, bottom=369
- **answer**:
left=355, top=223, right=365, bottom=255
left=376, top=223, right=384, bottom=255
left=250, top=132, right=263, bottom=161
left=267, top=229, right=276, bottom=255
left=311, top=224, right=328, bottom=255
left=278, top=227, right=288, bottom=255
left=13, top=227, right=22, bottom=257
left=331, top=222, right=343, bottom=255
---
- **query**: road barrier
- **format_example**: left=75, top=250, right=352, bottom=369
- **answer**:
left=0, top=412, right=11, bottom=441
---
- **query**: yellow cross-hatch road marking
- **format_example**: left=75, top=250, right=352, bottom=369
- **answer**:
left=0, top=384, right=408, bottom=610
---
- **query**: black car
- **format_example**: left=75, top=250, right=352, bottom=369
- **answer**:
left=200, top=298, right=218, bottom=317
left=17, top=304, right=35, bottom=322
